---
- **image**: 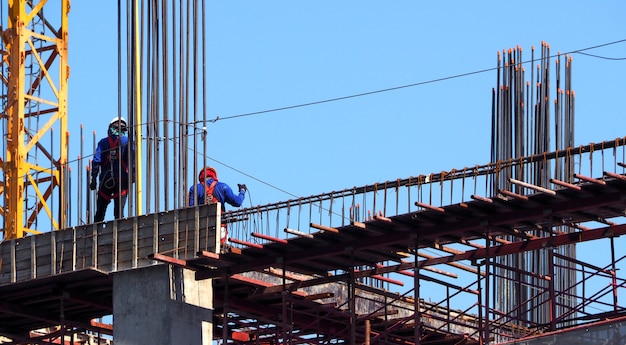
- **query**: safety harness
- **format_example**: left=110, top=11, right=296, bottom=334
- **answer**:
left=204, top=180, right=218, bottom=204
left=204, top=179, right=228, bottom=244
left=99, top=136, right=128, bottom=201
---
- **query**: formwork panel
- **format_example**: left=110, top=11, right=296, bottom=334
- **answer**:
left=74, top=227, right=95, bottom=270
left=13, top=237, right=37, bottom=281
left=52, top=227, right=77, bottom=274
left=0, top=203, right=220, bottom=285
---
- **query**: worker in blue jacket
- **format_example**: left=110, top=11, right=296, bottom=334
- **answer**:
left=189, top=166, right=246, bottom=209
left=90, top=117, right=132, bottom=222
left=189, top=166, right=246, bottom=245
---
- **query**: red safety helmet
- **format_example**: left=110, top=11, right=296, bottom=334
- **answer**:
left=198, top=167, right=218, bottom=182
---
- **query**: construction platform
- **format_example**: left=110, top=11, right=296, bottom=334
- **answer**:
left=2, top=158, right=626, bottom=344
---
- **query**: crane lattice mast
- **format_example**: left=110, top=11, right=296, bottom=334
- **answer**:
left=1, top=0, right=69, bottom=239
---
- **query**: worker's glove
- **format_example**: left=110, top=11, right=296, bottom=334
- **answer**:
left=90, top=179, right=97, bottom=190
left=237, top=184, right=247, bottom=193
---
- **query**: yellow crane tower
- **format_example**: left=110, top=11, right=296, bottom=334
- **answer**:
left=1, top=0, right=69, bottom=240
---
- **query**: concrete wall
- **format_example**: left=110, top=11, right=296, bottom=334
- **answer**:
left=113, top=264, right=213, bottom=345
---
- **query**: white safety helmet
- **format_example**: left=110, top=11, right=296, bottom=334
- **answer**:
left=108, top=117, right=128, bottom=136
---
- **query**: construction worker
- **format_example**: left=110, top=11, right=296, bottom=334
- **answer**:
left=189, top=166, right=246, bottom=247
left=90, top=117, right=133, bottom=222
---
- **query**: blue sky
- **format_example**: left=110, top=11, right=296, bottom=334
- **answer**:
left=67, top=2, right=625, bottom=210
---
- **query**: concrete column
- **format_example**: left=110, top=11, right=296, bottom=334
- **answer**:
left=113, top=264, right=213, bottom=344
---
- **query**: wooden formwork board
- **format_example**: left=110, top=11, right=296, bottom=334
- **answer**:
left=0, top=203, right=220, bottom=285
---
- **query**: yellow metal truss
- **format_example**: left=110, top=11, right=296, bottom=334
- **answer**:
left=1, top=0, right=69, bottom=239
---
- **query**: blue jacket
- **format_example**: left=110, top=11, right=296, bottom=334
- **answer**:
left=188, top=179, right=245, bottom=211
left=91, top=134, right=131, bottom=182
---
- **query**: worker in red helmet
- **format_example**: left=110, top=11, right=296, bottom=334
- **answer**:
left=90, top=117, right=133, bottom=222
left=189, top=166, right=246, bottom=249
left=189, top=166, right=246, bottom=208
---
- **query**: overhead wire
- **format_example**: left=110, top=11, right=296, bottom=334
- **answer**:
left=10, top=35, right=626, bottom=218
left=573, top=51, right=626, bottom=60
left=205, top=38, right=626, bottom=124
left=194, top=38, right=626, bottom=215
left=4, top=26, right=625, bottom=227
left=156, top=37, right=626, bottom=216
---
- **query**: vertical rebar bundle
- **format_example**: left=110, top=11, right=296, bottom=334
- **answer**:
left=115, top=1, right=208, bottom=215
left=491, top=42, right=576, bottom=330
left=66, top=1, right=209, bottom=224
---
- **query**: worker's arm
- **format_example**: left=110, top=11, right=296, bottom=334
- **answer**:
left=221, top=184, right=245, bottom=207
left=90, top=140, right=104, bottom=189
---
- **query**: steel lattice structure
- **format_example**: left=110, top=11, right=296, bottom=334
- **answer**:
left=1, top=0, right=69, bottom=239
